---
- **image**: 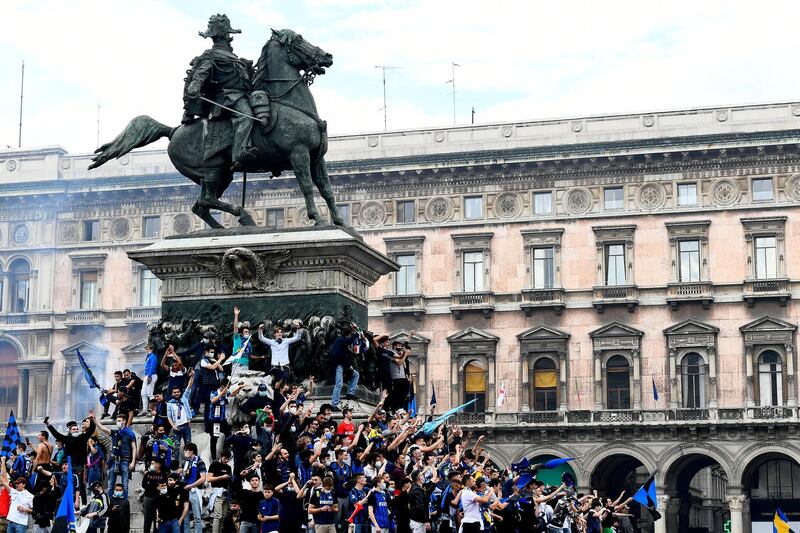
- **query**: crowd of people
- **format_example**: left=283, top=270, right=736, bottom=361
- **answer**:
left=0, top=306, right=647, bottom=533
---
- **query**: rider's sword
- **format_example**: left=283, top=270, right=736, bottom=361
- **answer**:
left=195, top=95, right=262, bottom=122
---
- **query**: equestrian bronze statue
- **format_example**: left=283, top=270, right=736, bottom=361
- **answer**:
left=89, top=14, right=345, bottom=230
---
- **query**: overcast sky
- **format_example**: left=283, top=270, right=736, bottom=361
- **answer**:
left=3, top=0, right=800, bottom=154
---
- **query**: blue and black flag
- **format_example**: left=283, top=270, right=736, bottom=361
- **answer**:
left=632, top=471, right=661, bottom=521
left=51, top=457, right=77, bottom=533
left=77, top=349, right=107, bottom=407
left=0, top=411, right=22, bottom=458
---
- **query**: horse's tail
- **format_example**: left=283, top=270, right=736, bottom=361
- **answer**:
left=88, top=115, right=175, bottom=169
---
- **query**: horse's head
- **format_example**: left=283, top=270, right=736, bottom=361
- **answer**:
left=271, top=28, right=333, bottom=77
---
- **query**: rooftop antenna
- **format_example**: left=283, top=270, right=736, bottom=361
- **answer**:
left=96, top=104, right=101, bottom=148
left=445, top=62, right=460, bottom=125
left=471, top=106, right=475, bottom=124
left=374, top=65, right=401, bottom=131
left=18, top=61, right=24, bottom=147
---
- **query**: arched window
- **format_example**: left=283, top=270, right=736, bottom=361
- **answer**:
left=464, top=360, right=486, bottom=413
left=606, top=355, right=630, bottom=409
left=9, top=259, right=30, bottom=313
left=758, top=350, right=783, bottom=406
left=681, top=352, right=706, bottom=408
left=0, top=342, right=19, bottom=415
left=532, top=357, right=558, bottom=411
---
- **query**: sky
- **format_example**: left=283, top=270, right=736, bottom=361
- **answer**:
left=3, top=0, right=800, bottom=154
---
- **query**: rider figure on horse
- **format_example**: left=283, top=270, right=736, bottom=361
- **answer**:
left=182, top=14, right=267, bottom=171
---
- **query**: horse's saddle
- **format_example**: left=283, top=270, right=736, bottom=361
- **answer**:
left=202, top=99, right=277, bottom=162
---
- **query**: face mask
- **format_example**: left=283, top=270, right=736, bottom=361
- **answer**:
left=113, top=491, right=124, bottom=498
left=160, top=488, right=168, bottom=495
left=325, top=432, right=333, bottom=440
left=380, top=483, right=386, bottom=491
left=289, top=407, right=297, bottom=415
left=242, top=335, right=250, bottom=340
left=258, top=391, right=267, bottom=397
left=149, top=465, right=156, bottom=472
left=70, top=430, right=79, bottom=437
left=116, top=422, right=124, bottom=429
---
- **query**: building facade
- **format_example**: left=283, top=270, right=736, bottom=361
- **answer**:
left=1, top=101, right=800, bottom=532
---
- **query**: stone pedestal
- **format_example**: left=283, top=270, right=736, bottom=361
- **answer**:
left=128, top=226, right=397, bottom=328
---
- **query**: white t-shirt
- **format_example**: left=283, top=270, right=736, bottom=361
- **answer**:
left=7, top=487, right=33, bottom=525
left=460, top=488, right=482, bottom=524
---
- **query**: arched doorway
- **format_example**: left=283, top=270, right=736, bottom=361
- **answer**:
left=591, top=453, right=652, bottom=531
left=663, top=452, right=730, bottom=533
left=0, top=341, right=20, bottom=417
left=741, top=452, right=800, bottom=530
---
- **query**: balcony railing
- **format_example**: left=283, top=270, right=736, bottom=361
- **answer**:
left=381, top=294, right=425, bottom=321
left=592, top=284, right=639, bottom=313
left=666, top=281, right=714, bottom=309
left=125, top=306, right=161, bottom=324
left=743, top=278, right=790, bottom=307
left=65, top=309, right=104, bottom=327
left=450, top=291, right=495, bottom=318
left=448, top=407, right=796, bottom=425
left=520, top=288, right=566, bottom=315
left=0, top=313, right=29, bottom=326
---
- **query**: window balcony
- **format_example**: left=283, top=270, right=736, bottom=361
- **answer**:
left=0, top=313, right=29, bottom=326
left=520, top=288, right=566, bottom=316
left=592, top=284, right=638, bottom=313
left=125, top=306, right=162, bottom=324
left=666, top=281, right=714, bottom=310
left=743, top=278, right=790, bottom=307
left=450, top=291, right=495, bottom=318
left=748, top=406, right=795, bottom=419
left=451, top=412, right=488, bottom=424
left=65, top=309, right=105, bottom=328
left=519, top=411, right=563, bottom=424
left=381, top=294, right=426, bottom=321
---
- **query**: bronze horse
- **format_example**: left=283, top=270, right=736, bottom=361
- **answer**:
left=89, top=29, right=345, bottom=229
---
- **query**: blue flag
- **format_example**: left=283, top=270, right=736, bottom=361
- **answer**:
left=632, top=472, right=661, bottom=521
left=0, top=411, right=22, bottom=458
left=652, top=377, right=659, bottom=402
left=76, top=349, right=101, bottom=390
left=511, top=457, right=530, bottom=472
left=407, top=380, right=417, bottom=417
left=419, top=399, right=476, bottom=436
left=542, top=457, right=575, bottom=469
left=52, top=457, right=77, bottom=533
left=429, top=385, right=437, bottom=409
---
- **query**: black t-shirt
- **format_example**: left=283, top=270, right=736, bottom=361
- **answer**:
left=237, top=488, right=264, bottom=523
left=156, top=486, right=188, bottom=522
left=142, top=471, right=167, bottom=498
left=602, top=507, right=616, bottom=527
left=208, top=461, right=232, bottom=488
left=32, top=486, right=60, bottom=526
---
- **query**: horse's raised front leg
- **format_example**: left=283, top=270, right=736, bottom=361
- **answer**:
left=289, top=150, right=325, bottom=226
left=311, top=156, right=349, bottom=228
left=192, top=200, right=222, bottom=229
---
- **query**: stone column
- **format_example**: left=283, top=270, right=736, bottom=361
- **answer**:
left=726, top=495, right=746, bottom=533
left=521, top=357, right=530, bottom=411
left=785, top=342, right=796, bottom=407
left=594, top=351, right=604, bottom=410
left=744, top=347, right=755, bottom=407
left=654, top=495, right=670, bottom=533
left=708, top=346, right=719, bottom=408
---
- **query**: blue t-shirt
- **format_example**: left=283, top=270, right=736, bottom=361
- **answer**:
left=258, top=497, right=281, bottom=532
left=312, top=490, right=336, bottom=525
left=368, top=491, right=390, bottom=528
left=349, top=487, right=367, bottom=525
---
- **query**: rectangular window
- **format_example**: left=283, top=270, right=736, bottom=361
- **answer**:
left=266, top=208, right=285, bottom=229
left=755, top=236, right=777, bottom=279
left=533, top=247, right=555, bottom=289
left=79, top=271, right=98, bottom=309
left=605, top=244, right=626, bottom=286
left=396, top=200, right=416, bottom=224
left=142, top=216, right=161, bottom=238
left=752, top=178, right=774, bottom=202
left=464, top=196, right=484, bottom=220
left=604, top=187, right=624, bottom=210
left=11, top=280, right=27, bottom=313
left=140, top=269, right=159, bottom=307
left=82, top=220, right=100, bottom=242
left=677, top=183, right=698, bottom=206
left=678, top=240, right=701, bottom=282
left=336, top=204, right=351, bottom=224
left=533, top=192, right=552, bottom=215
left=395, top=254, right=416, bottom=295
left=463, top=251, right=484, bottom=292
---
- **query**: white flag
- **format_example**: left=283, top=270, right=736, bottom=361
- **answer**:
left=496, top=381, right=506, bottom=408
